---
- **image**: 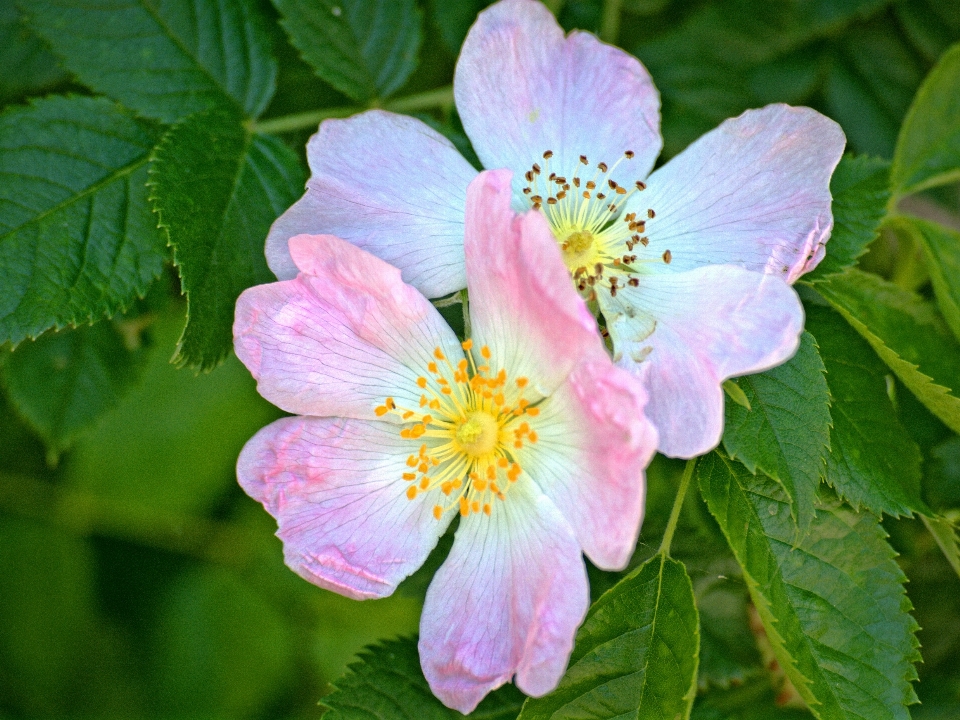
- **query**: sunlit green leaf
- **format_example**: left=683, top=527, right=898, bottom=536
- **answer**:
left=1, top=322, right=146, bottom=455
left=520, top=553, right=699, bottom=720
left=0, top=95, right=166, bottom=345
left=699, top=452, right=920, bottom=720
left=891, top=42, right=960, bottom=196
left=805, top=155, right=890, bottom=282
left=817, top=268, right=960, bottom=435
left=22, top=0, right=277, bottom=122
left=272, top=0, right=422, bottom=103
left=722, top=332, right=831, bottom=530
left=148, top=108, right=305, bottom=369
left=321, top=637, right=525, bottom=720
left=806, top=304, right=927, bottom=517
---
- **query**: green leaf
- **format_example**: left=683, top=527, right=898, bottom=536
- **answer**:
left=321, top=637, right=526, bottom=720
left=1, top=322, right=146, bottom=455
left=805, top=304, right=927, bottom=517
left=891, top=216, right=960, bottom=342
left=805, top=155, right=890, bottom=282
left=272, top=0, right=422, bottom=103
left=699, top=452, right=920, bottom=720
left=921, top=515, right=960, bottom=581
left=0, top=2, right=68, bottom=104
left=519, top=554, right=699, bottom=720
left=21, top=0, right=276, bottom=123
left=148, top=108, right=305, bottom=369
left=0, top=95, right=167, bottom=345
left=722, top=331, right=831, bottom=530
left=816, top=268, right=960, bottom=435
left=150, top=566, right=293, bottom=717
left=429, top=0, right=488, bottom=54
left=891, top=42, right=960, bottom=196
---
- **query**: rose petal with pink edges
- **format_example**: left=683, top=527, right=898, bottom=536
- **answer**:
left=602, top=265, right=804, bottom=458
left=456, top=0, right=661, bottom=206
left=265, top=110, right=477, bottom=298
left=234, top=234, right=463, bottom=418
left=237, top=416, right=450, bottom=599
left=419, top=479, right=589, bottom=713
left=635, top=104, right=845, bottom=283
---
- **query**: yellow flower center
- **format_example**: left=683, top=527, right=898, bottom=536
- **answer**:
left=374, top=339, right=540, bottom=520
left=522, top=150, right=671, bottom=301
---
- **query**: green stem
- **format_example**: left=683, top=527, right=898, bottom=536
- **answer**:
left=253, top=85, right=455, bottom=135
left=600, top=0, right=623, bottom=43
left=658, top=458, right=696, bottom=557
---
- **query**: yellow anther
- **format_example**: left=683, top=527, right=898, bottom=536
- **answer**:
left=420, top=395, right=428, bottom=407
left=441, top=387, right=452, bottom=395
left=472, top=500, right=480, bottom=513
left=481, top=346, right=491, bottom=359
left=430, top=399, right=441, bottom=410
left=433, top=505, right=443, bottom=520
left=497, top=457, right=509, bottom=468
left=516, top=377, right=528, bottom=388
left=486, top=465, right=496, bottom=480
left=529, top=431, right=538, bottom=442
left=434, top=347, right=445, bottom=360
left=462, top=339, right=474, bottom=350
left=441, top=482, right=452, bottom=495
left=386, top=398, right=396, bottom=409
left=474, top=479, right=488, bottom=492
left=375, top=406, right=389, bottom=417
left=406, top=486, right=418, bottom=500
left=527, top=407, right=540, bottom=417
left=402, top=411, right=414, bottom=419
left=483, top=503, right=491, bottom=516
left=494, top=393, right=505, bottom=406
left=419, top=463, right=429, bottom=473
left=403, top=472, right=416, bottom=481
left=407, top=456, right=417, bottom=467
left=460, top=497, right=469, bottom=516
left=428, top=362, right=438, bottom=373
left=417, top=377, right=427, bottom=388
left=419, top=477, right=430, bottom=490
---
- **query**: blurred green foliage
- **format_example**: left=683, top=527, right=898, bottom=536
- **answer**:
left=1, top=0, right=960, bottom=718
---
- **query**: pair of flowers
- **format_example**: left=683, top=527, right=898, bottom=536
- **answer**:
left=234, top=0, right=845, bottom=712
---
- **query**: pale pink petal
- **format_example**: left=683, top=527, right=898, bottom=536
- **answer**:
left=455, top=0, right=661, bottom=203
left=464, top=170, right=608, bottom=398
left=636, top=104, right=845, bottom=283
left=513, top=360, right=657, bottom=570
left=419, top=479, right=589, bottom=713
left=601, top=265, right=804, bottom=458
left=234, top=234, right=464, bottom=418
left=265, top=110, right=477, bottom=298
left=237, top=416, right=450, bottom=600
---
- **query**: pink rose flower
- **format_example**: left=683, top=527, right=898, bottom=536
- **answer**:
left=235, top=170, right=658, bottom=712
left=265, top=0, right=846, bottom=459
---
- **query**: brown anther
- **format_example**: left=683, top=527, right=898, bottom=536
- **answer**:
left=613, top=257, right=621, bottom=265
left=533, top=202, right=541, bottom=210
left=640, top=237, right=649, bottom=246
left=663, top=249, right=672, bottom=263
left=579, top=155, right=588, bottom=164
left=522, top=187, right=531, bottom=194
left=625, top=150, right=635, bottom=159
left=625, top=212, right=636, bottom=222
left=610, top=276, right=619, bottom=286
left=647, top=208, right=656, bottom=218
left=548, top=172, right=556, bottom=181
left=626, top=240, right=635, bottom=251
left=628, top=277, right=639, bottom=287
left=636, top=181, right=646, bottom=190
left=583, top=191, right=591, bottom=199
left=547, top=197, right=557, bottom=205
left=586, top=276, right=595, bottom=286
left=573, top=178, right=581, bottom=188
left=608, top=179, right=618, bottom=189
left=586, top=181, right=596, bottom=189
left=525, top=170, right=534, bottom=182
left=601, top=327, right=610, bottom=337
left=610, top=286, right=618, bottom=297
left=596, top=192, right=606, bottom=200
left=556, top=191, right=566, bottom=199
left=532, top=163, right=541, bottom=174
left=608, top=204, right=617, bottom=213
left=598, top=162, right=608, bottom=172
left=530, top=195, right=542, bottom=203
left=573, top=267, right=585, bottom=278
left=543, top=150, right=554, bottom=159
left=616, top=186, right=627, bottom=195
left=595, top=263, right=604, bottom=275
left=563, top=183, right=571, bottom=191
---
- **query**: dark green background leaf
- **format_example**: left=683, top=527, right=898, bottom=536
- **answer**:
left=322, top=637, right=526, bottom=720
left=891, top=42, right=960, bottom=195
left=0, top=95, right=166, bottom=345
left=805, top=155, right=890, bottom=282
left=1, top=322, right=146, bottom=455
left=22, top=0, right=277, bottom=123
left=0, top=2, right=68, bottom=104
left=806, top=304, right=927, bottom=517
left=894, top=216, right=960, bottom=342
left=699, top=452, right=920, bottom=720
left=722, top=331, right=831, bottom=530
left=272, top=0, right=422, bottom=103
left=817, top=268, right=960, bottom=435
left=148, top=109, right=304, bottom=369
left=519, top=553, right=699, bottom=720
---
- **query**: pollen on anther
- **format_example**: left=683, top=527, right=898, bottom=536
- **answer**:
left=434, top=347, right=445, bottom=360
left=406, top=486, right=418, bottom=500
left=516, top=377, right=528, bottom=388
left=481, top=345, right=491, bottom=360
left=462, top=338, right=473, bottom=350
left=433, top=505, right=443, bottom=520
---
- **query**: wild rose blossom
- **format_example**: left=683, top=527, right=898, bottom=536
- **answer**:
left=264, top=0, right=846, bottom=459
left=235, top=170, right=658, bottom=712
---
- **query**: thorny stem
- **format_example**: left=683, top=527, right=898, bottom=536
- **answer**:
left=658, top=458, right=696, bottom=557
left=600, top=0, right=623, bottom=44
left=253, top=85, right=455, bottom=135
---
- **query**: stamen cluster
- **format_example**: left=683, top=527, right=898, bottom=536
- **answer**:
left=374, top=339, right=541, bottom=520
left=522, top=150, right=672, bottom=301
